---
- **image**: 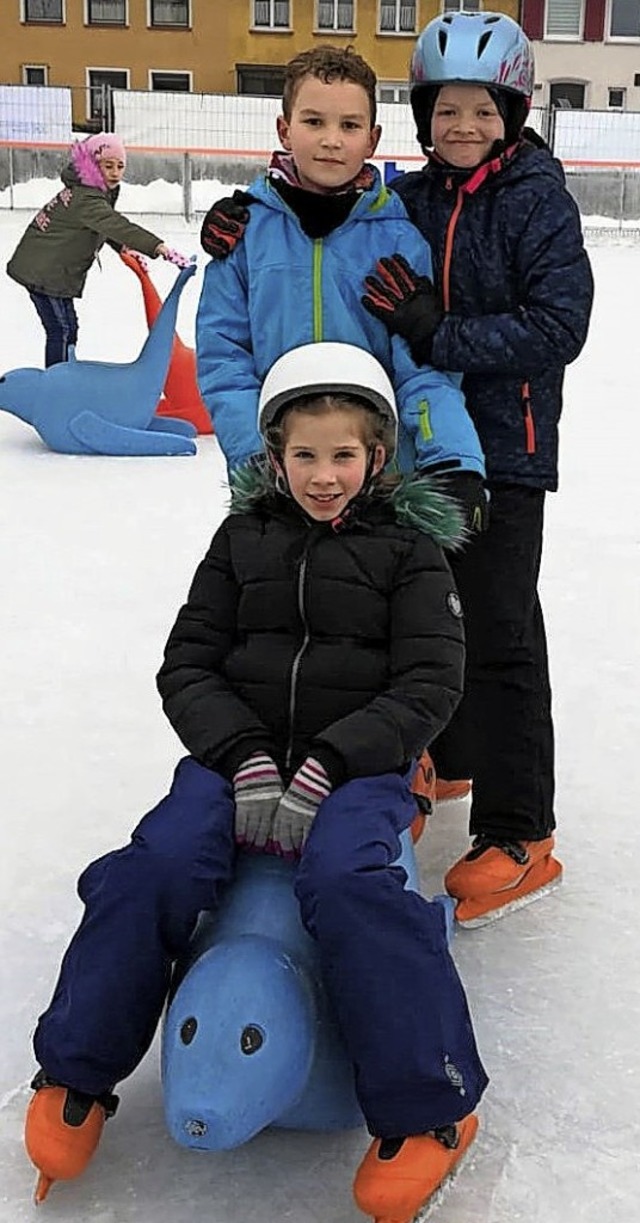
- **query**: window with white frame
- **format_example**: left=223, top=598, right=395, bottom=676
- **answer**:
left=378, top=80, right=410, bottom=103
left=87, top=68, right=129, bottom=128
left=545, top=0, right=583, bottom=38
left=253, top=0, right=291, bottom=28
left=24, top=0, right=64, bottom=21
left=150, top=70, right=192, bottom=91
left=23, top=64, right=49, bottom=84
left=443, top=0, right=481, bottom=12
left=87, top=0, right=126, bottom=23
left=317, top=0, right=354, bottom=30
left=379, top=1, right=416, bottom=33
left=608, top=0, right=640, bottom=37
left=608, top=85, right=626, bottom=105
left=149, top=0, right=189, bottom=27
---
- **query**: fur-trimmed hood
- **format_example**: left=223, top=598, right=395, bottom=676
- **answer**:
left=229, top=461, right=466, bottom=550
left=68, top=141, right=110, bottom=191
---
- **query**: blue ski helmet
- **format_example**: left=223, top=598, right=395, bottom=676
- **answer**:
left=410, top=12, right=534, bottom=150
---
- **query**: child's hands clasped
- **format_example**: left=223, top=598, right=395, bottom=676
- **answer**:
left=233, top=753, right=283, bottom=850
left=271, top=758, right=332, bottom=858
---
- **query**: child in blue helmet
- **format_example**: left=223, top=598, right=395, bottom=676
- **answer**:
left=360, top=12, right=594, bottom=925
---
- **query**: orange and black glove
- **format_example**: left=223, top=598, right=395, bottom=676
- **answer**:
left=200, top=191, right=255, bottom=260
left=362, top=253, right=443, bottom=365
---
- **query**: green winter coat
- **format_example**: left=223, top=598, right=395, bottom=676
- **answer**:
left=6, top=164, right=162, bottom=299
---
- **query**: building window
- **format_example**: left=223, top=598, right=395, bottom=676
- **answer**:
left=608, top=85, right=626, bottom=106
left=149, top=0, right=189, bottom=27
left=253, top=0, right=291, bottom=28
left=379, top=1, right=416, bottom=32
left=378, top=80, right=410, bottom=103
left=442, top=0, right=481, bottom=11
left=316, top=1, right=354, bottom=30
left=23, top=65, right=49, bottom=85
left=237, top=63, right=286, bottom=95
left=24, top=0, right=64, bottom=21
left=609, top=0, right=640, bottom=37
left=87, top=0, right=126, bottom=22
left=545, top=0, right=583, bottom=38
left=150, top=70, right=192, bottom=91
left=87, top=68, right=129, bottom=129
left=549, top=80, right=585, bottom=107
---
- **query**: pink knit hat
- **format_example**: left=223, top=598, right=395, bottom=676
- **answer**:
left=83, top=133, right=127, bottom=165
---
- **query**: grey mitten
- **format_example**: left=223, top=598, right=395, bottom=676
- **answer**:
left=233, top=753, right=283, bottom=850
left=271, top=757, right=332, bottom=858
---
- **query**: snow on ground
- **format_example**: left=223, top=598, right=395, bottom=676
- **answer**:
left=0, top=202, right=639, bottom=1223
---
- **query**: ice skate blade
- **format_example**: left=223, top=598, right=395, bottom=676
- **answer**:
left=34, top=1172, right=55, bottom=1204
left=456, top=871, right=563, bottom=929
left=371, top=1144, right=476, bottom=1223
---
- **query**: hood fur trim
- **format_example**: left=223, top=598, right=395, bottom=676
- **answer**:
left=388, top=477, right=466, bottom=549
left=71, top=141, right=108, bottom=191
left=230, top=463, right=466, bottom=549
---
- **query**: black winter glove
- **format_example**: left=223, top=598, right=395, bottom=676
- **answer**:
left=200, top=191, right=255, bottom=259
left=429, top=470, right=490, bottom=538
left=362, top=253, right=443, bottom=366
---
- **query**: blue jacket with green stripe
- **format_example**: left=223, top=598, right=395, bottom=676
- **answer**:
left=195, top=167, right=484, bottom=477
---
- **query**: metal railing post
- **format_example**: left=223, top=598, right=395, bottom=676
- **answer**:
left=183, top=151, right=193, bottom=223
left=9, top=144, right=15, bottom=211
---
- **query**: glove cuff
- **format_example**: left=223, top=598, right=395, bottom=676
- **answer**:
left=292, top=757, right=332, bottom=805
left=234, top=752, right=281, bottom=790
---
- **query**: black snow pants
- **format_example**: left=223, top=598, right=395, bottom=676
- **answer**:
left=430, top=483, right=555, bottom=842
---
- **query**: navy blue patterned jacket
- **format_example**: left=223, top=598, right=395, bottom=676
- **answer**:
left=394, top=138, right=594, bottom=490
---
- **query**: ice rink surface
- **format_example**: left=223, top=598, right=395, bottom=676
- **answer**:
left=0, top=201, right=638, bottom=1223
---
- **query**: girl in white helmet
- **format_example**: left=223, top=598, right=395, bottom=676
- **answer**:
left=25, top=343, right=487, bottom=1221
left=361, top=12, right=594, bottom=926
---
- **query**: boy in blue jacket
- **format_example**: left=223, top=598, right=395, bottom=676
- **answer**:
left=197, top=44, right=487, bottom=528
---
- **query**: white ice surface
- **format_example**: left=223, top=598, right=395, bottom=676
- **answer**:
left=0, top=198, right=639, bottom=1223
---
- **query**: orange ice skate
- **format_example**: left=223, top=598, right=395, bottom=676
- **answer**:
left=24, top=1071, right=118, bottom=1204
left=445, top=834, right=563, bottom=927
left=353, top=1114, right=478, bottom=1223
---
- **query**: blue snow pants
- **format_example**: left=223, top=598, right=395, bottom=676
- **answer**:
left=28, top=291, right=79, bottom=366
left=34, top=757, right=488, bottom=1138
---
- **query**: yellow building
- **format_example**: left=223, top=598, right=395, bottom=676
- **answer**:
left=2, top=1, right=520, bottom=129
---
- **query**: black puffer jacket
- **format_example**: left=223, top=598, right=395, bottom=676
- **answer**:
left=157, top=474, right=466, bottom=787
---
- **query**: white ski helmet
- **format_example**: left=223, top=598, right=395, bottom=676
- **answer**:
left=258, top=342, right=398, bottom=457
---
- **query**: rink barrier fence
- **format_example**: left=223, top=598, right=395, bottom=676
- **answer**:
left=2, top=140, right=640, bottom=234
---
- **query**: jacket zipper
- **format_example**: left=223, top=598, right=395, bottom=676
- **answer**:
left=285, top=554, right=311, bottom=773
left=312, top=240, right=323, bottom=341
left=521, top=381, right=536, bottom=453
left=442, top=185, right=464, bottom=314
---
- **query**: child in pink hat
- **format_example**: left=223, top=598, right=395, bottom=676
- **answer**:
left=6, top=133, right=190, bottom=366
